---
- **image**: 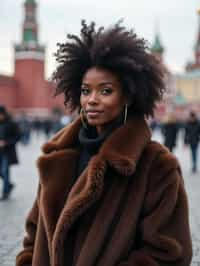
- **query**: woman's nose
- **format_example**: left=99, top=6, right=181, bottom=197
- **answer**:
left=88, top=92, right=99, bottom=104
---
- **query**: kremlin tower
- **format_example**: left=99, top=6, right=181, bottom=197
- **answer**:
left=151, top=30, right=164, bottom=62
left=151, top=28, right=176, bottom=118
left=186, top=9, right=200, bottom=71
left=0, top=0, right=63, bottom=115
left=14, top=0, right=47, bottom=109
left=174, top=8, right=200, bottom=118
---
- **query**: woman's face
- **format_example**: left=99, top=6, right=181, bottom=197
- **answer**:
left=80, top=67, right=127, bottom=134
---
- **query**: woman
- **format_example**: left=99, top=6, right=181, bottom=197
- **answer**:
left=16, top=21, right=192, bottom=266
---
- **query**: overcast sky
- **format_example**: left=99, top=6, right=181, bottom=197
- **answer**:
left=0, top=0, right=199, bottom=78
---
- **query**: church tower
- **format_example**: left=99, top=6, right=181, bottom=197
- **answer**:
left=151, top=28, right=164, bottom=61
left=186, top=9, right=200, bottom=71
left=14, top=0, right=47, bottom=110
left=151, top=25, right=176, bottom=116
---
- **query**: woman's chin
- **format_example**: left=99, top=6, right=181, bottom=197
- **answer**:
left=87, top=121, right=100, bottom=127
left=87, top=118, right=103, bottom=127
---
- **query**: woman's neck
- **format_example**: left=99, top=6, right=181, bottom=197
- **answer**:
left=95, top=114, right=124, bottom=136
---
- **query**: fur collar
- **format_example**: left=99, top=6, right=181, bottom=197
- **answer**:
left=40, top=114, right=151, bottom=177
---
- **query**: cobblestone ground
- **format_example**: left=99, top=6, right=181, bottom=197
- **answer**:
left=0, top=130, right=200, bottom=266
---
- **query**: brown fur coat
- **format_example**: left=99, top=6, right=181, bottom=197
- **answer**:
left=16, top=115, right=192, bottom=266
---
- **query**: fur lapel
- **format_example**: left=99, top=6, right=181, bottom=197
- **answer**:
left=40, top=115, right=151, bottom=177
left=53, top=155, right=106, bottom=266
left=37, top=115, right=151, bottom=266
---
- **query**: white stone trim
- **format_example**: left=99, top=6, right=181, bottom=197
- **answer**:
left=15, top=51, right=44, bottom=61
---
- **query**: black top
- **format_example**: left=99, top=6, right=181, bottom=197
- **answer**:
left=77, top=115, right=124, bottom=177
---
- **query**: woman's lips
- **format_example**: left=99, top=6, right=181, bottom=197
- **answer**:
left=86, top=111, right=103, bottom=117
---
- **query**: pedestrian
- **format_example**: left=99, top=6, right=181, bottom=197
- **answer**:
left=18, top=112, right=31, bottom=145
left=32, top=117, right=42, bottom=137
left=16, top=21, right=192, bottom=266
left=184, top=111, right=200, bottom=173
left=43, top=117, right=53, bottom=139
left=0, top=105, right=21, bottom=200
left=161, top=112, right=179, bottom=152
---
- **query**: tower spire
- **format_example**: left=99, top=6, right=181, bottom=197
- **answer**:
left=194, top=9, right=200, bottom=64
left=186, top=9, right=200, bottom=71
left=23, top=0, right=38, bottom=44
left=151, top=23, right=164, bottom=60
left=14, top=0, right=47, bottom=110
left=14, top=0, right=45, bottom=59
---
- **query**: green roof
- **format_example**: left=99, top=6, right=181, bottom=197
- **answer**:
left=23, top=29, right=36, bottom=42
left=151, top=33, right=164, bottom=54
left=25, top=0, right=36, bottom=4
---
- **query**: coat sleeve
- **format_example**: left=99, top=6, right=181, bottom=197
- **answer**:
left=117, top=152, right=192, bottom=266
left=16, top=185, right=40, bottom=266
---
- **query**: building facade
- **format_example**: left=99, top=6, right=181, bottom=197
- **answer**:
left=174, top=9, right=200, bottom=118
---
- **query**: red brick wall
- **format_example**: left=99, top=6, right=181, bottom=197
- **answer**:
left=0, top=60, right=67, bottom=114
left=0, top=84, right=18, bottom=111
left=14, top=58, right=48, bottom=108
left=0, top=75, right=18, bottom=111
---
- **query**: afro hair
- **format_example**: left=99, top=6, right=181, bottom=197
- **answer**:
left=52, top=20, right=166, bottom=117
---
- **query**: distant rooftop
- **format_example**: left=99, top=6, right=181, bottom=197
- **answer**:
left=176, top=69, right=200, bottom=79
left=151, top=33, right=164, bottom=54
left=25, top=0, right=36, bottom=4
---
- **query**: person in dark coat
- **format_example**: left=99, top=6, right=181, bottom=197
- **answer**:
left=16, top=21, right=192, bottom=266
left=162, top=112, right=179, bottom=152
left=184, top=111, right=200, bottom=173
left=0, top=106, right=21, bottom=199
left=43, top=118, right=53, bottom=139
left=18, top=112, right=31, bottom=145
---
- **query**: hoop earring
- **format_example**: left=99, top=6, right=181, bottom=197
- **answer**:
left=80, top=108, right=88, bottom=128
left=124, top=104, right=128, bottom=124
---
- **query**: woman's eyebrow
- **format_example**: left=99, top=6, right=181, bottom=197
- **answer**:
left=99, top=82, right=113, bottom=86
left=81, top=82, right=113, bottom=86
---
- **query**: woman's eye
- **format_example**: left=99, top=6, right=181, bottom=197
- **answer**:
left=81, top=88, right=90, bottom=95
left=101, top=88, right=112, bottom=95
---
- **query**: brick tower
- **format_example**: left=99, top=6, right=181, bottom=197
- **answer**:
left=186, top=9, right=200, bottom=71
left=14, top=0, right=47, bottom=111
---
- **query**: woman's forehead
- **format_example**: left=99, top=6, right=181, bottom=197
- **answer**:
left=82, top=67, right=120, bottom=84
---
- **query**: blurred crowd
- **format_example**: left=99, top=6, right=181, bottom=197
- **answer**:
left=150, top=110, right=200, bottom=173
left=1, top=104, right=200, bottom=200
left=15, top=110, right=73, bottom=145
